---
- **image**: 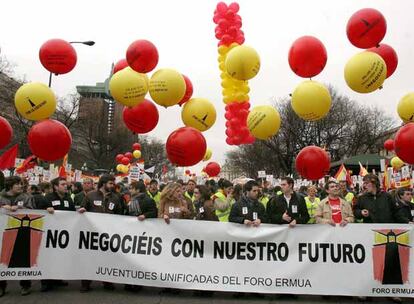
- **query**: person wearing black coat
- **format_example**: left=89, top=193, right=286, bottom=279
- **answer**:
left=41, top=177, right=75, bottom=292
left=125, top=180, right=157, bottom=292
left=394, top=187, right=414, bottom=223
left=229, top=180, right=266, bottom=226
left=44, top=178, right=76, bottom=212
left=353, top=174, right=402, bottom=303
left=266, top=177, right=309, bottom=227
left=354, top=174, right=398, bottom=224
left=127, top=180, right=158, bottom=219
left=28, top=185, right=49, bottom=210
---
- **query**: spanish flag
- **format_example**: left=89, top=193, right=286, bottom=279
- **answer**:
left=359, top=162, right=368, bottom=177
left=58, top=154, right=68, bottom=178
left=334, top=164, right=352, bottom=185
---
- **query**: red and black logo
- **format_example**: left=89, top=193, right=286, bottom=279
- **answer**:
left=373, top=229, right=410, bottom=284
left=0, top=214, right=44, bottom=268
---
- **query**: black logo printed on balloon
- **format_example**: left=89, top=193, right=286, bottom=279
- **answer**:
left=27, top=98, right=36, bottom=108
left=361, top=18, right=370, bottom=27
left=192, top=114, right=209, bottom=128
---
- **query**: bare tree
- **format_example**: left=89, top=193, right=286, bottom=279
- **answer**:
left=225, top=86, right=396, bottom=178
left=0, top=48, right=16, bottom=76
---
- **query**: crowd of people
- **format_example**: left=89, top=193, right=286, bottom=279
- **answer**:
left=0, top=172, right=412, bottom=302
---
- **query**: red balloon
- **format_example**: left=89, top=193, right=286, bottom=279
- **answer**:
left=126, top=40, right=158, bottom=73
left=123, top=99, right=159, bottom=134
left=394, top=123, right=414, bottom=164
left=39, top=39, right=77, bottom=74
left=166, top=127, right=206, bottom=167
left=368, top=44, right=398, bottom=78
left=288, top=36, right=327, bottom=78
left=228, top=2, right=240, bottom=13
left=295, top=146, right=330, bottom=180
left=0, top=116, right=13, bottom=150
left=121, top=157, right=130, bottom=165
left=383, top=139, right=394, bottom=151
left=28, top=119, right=72, bottom=161
left=346, top=8, right=387, bottom=49
left=125, top=152, right=133, bottom=160
left=116, top=154, right=124, bottom=163
left=245, top=135, right=255, bottom=144
left=178, top=75, right=193, bottom=106
left=185, top=169, right=191, bottom=175
left=216, top=2, right=228, bottom=15
left=113, top=59, right=129, bottom=74
left=205, top=162, right=221, bottom=177
left=132, top=143, right=141, bottom=151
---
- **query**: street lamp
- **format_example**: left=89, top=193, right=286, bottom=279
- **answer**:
left=48, top=40, right=95, bottom=87
left=81, top=162, right=88, bottom=172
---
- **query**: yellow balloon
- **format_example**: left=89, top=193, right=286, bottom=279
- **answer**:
left=122, top=165, right=129, bottom=174
left=181, top=98, right=217, bottom=132
left=109, top=67, right=148, bottom=107
left=397, top=93, right=414, bottom=123
left=149, top=68, right=186, bottom=107
left=203, top=148, right=212, bottom=161
left=14, top=82, right=56, bottom=120
left=116, top=164, right=124, bottom=172
left=391, top=156, right=404, bottom=170
left=291, top=81, right=331, bottom=121
left=247, top=105, right=281, bottom=140
left=344, top=51, right=387, bottom=94
left=225, top=45, right=260, bottom=81
left=133, top=150, right=141, bottom=159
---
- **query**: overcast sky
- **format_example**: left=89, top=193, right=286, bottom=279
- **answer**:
left=1, top=0, right=413, bottom=173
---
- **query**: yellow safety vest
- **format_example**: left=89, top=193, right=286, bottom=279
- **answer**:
left=305, top=196, right=320, bottom=224
left=344, top=192, right=354, bottom=203
left=185, top=191, right=195, bottom=203
left=147, top=191, right=161, bottom=208
left=213, top=191, right=232, bottom=222
left=259, top=195, right=270, bottom=208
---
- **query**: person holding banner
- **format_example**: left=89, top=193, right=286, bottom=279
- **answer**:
left=212, top=178, right=233, bottom=222
left=0, top=176, right=34, bottom=296
left=354, top=174, right=401, bottom=304
left=304, top=185, right=320, bottom=224
left=74, top=178, right=94, bottom=209
left=315, top=181, right=354, bottom=226
left=40, top=177, right=75, bottom=292
left=266, top=177, right=309, bottom=227
left=194, top=185, right=218, bottom=221
left=124, top=180, right=157, bottom=292
left=229, top=180, right=266, bottom=226
left=184, top=179, right=196, bottom=204
left=127, top=180, right=158, bottom=219
left=29, top=185, right=48, bottom=210
left=78, top=174, right=124, bottom=292
left=394, top=187, right=414, bottom=224
left=147, top=179, right=161, bottom=208
left=44, top=177, right=76, bottom=212
left=158, top=183, right=192, bottom=224
left=354, top=174, right=398, bottom=224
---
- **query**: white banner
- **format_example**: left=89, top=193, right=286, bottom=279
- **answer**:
left=1, top=211, right=414, bottom=297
